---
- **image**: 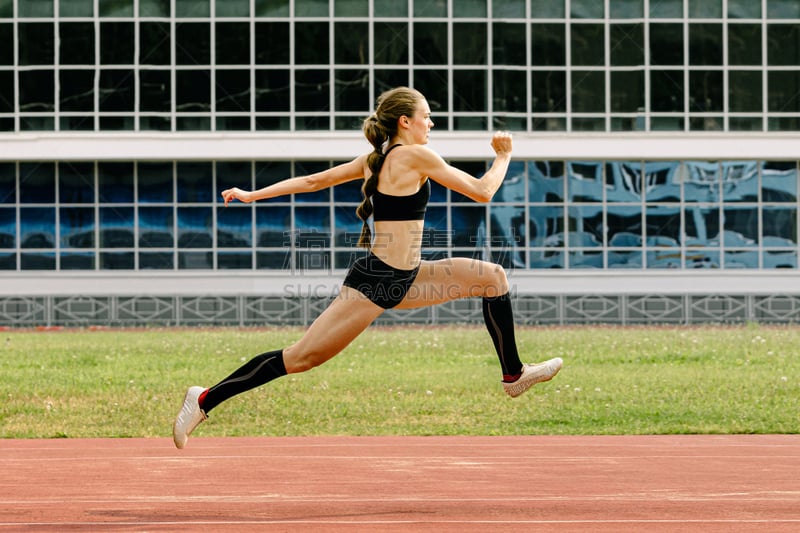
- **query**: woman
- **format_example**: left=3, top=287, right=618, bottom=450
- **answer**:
left=173, top=87, right=562, bottom=448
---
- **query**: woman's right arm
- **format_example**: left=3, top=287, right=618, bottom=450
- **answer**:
left=221, top=154, right=368, bottom=206
left=417, top=131, right=513, bottom=203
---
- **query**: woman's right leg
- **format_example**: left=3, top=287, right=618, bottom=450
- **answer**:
left=173, top=287, right=383, bottom=448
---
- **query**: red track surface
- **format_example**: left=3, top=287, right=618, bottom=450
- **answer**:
left=1, top=435, right=798, bottom=532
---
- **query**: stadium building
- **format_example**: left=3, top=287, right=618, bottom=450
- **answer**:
left=2, top=0, right=800, bottom=326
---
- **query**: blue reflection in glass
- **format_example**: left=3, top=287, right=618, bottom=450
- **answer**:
left=178, top=162, right=214, bottom=203
left=490, top=204, right=525, bottom=266
left=762, top=206, right=797, bottom=245
left=217, top=205, right=252, bottom=247
left=567, top=162, right=603, bottom=202
left=646, top=204, right=681, bottom=246
left=528, top=205, right=564, bottom=247
left=722, top=206, right=758, bottom=247
left=217, top=251, right=252, bottom=269
left=429, top=179, right=447, bottom=203
left=568, top=250, right=603, bottom=268
left=100, top=207, right=134, bottom=247
left=257, top=250, right=291, bottom=269
left=0, top=164, right=14, bottom=204
left=498, top=161, right=525, bottom=201
left=530, top=249, right=564, bottom=268
left=643, top=162, right=681, bottom=202
left=19, top=163, right=55, bottom=204
left=763, top=250, right=797, bottom=269
left=684, top=161, right=720, bottom=202
left=138, top=162, right=173, bottom=203
left=0, top=253, right=16, bottom=270
left=762, top=161, right=797, bottom=202
left=20, top=207, right=55, bottom=248
left=605, top=161, right=643, bottom=202
left=567, top=205, right=603, bottom=246
left=138, top=206, right=174, bottom=247
left=98, top=163, right=134, bottom=203
left=607, top=204, right=643, bottom=246
left=647, top=248, right=682, bottom=269
left=334, top=205, right=361, bottom=247
left=684, top=204, right=720, bottom=245
left=722, top=161, right=758, bottom=202
left=256, top=205, right=291, bottom=246
left=177, top=206, right=213, bottom=248
left=451, top=205, right=485, bottom=246
left=423, top=205, right=448, bottom=248
left=59, top=162, right=95, bottom=204
left=333, top=178, right=362, bottom=202
left=60, top=206, right=94, bottom=248
left=0, top=208, right=14, bottom=248
left=529, top=160, right=564, bottom=203
left=179, top=251, right=213, bottom=269
left=295, top=206, right=331, bottom=247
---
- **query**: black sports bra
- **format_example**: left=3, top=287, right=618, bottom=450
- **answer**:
left=372, top=144, right=430, bottom=222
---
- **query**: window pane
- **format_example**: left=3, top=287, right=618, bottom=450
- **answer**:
left=177, top=162, right=213, bottom=203
left=256, top=205, right=290, bottom=246
left=101, top=23, right=134, bottom=64
left=216, top=23, right=250, bottom=65
left=216, top=69, right=251, bottom=112
left=610, top=0, right=643, bottom=18
left=689, top=0, right=721, bottom=18
left=571, top=0, right=603, bottom=18
left=20, top=163, right=55, bottom=204
left=255, top=0, right=289, bottom=16
left=651, top=70, right=684, bottom=112
left=255, top=70, right=290, bottom=111
left=572, top=71, right=604, bottom=113
left=728, top=0, right=760, bottom=18
left=532, top=24, right=566, bottom=66
left=0, top=207, right=15, bottom=248
left=99, top=207, right=134, bottom=248
left=59, top=162, right=94, bottom=204
left=217, top=206, right=252, bottom=247
left=176, top=70, right=211, bottom=112
left=216, top=0, right=249, bottom=17
left=140, top=0, right=170, bottom=17
left=650, top=24, right=683, bottom=66
left=493, top=23, right=526, bottom=66
left=0, top=164, right=14, bottom=204
left=139, top=206, right=174, bottom=247
left=177, top=207, right=213, bottom=248
left=60, top=0, right=93, bottom=17
left=256, top=23, right=290, bottom=64
left=0, top=23, right=11, bottom=65
left=571, top=24, right=604, bottom=66
left=334, top=70, right=369, bottom=112
left=767, top=1, right=800, bottom=18
left=762, top=162, right=797, bottom=202
left=611, top=71, right=643, bottom=112
left=689, top=24, right=723, bottom=66
left=454, top=23, right=486, bottom=65
left=176, top=0, right=209, bottom=17
left=689, top=71, right=723, bottom=112
left=19, top=0, right=54, bottom=17
left=140, top=22, right=171, bottom=65
left=374, top=22, right=408, bottom=65
left=453, top=70, right=487, bottom=112
left=138, top=162, right=173, bottom=203
left=729, top=24, right=762, bottom=65
left=60, top=70, right=94, bottom=112
left=414, top=69, right=449, bottom=113
left=19, top=23, right=54, bottom=66
left=414, top=23, right=448, bottom=65
left=296, top=0, right=328, bottom=17
left=99, top=163, right=134, bottom=203
left=768, top=25, right=800, bottom=66
left=335, top=22, right=368, bottom=65
left=177, top=24, right=210, bottom=65
left=532, top=70, right=566, bottom=112
left=295, top=22, right=328, bottom=64
left=729, top=71, right=762, bottom=112
left=769, top=70, right=800, bottom=113
left=335, top=0, right=368, bottom=16
left=99, top=0, right=132, bottom=17
left=295, top=69, right=329, bottom=111
left=567, top=205, right=604, bottom=247
left=60, top=207, right=94, bottom=249
left=99, top=70, right=134, bottom=111
left=493, top=70, right=527, bottom=112
left=611, top=24, right=643, bottom=66
left=140, top=70, right=171, bottom=112
left=60, top=23, right=95, bottom=65
left=20, top=207, right=55, bottom=248
left=568, top=162, right=603, bottom=202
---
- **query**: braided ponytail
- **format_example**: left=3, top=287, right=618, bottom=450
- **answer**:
left=356, top=88, right=424, bottom=248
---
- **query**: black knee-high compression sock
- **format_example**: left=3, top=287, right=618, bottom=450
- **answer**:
left=198, top=349, right=287, bottom=413
left=482, top=293, right=524, bottom=382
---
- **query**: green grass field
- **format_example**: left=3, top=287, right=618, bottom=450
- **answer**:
left=0, top=325, right=797, bottom=439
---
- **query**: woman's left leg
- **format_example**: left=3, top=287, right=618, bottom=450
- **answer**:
left=396, top=257, right=561, bottom=396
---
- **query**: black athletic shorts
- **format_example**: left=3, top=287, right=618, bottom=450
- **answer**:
left=342, top=253, right=421, bottom=309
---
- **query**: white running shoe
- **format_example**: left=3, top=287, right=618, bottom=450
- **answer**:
left=173, top=386, right=207, bottom=449
left=503, top=357, right=563, bottom=398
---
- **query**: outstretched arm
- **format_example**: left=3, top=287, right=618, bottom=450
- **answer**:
left=221, top=154, right=368, bottom=206
left=415, top=131, right=512, bottom=203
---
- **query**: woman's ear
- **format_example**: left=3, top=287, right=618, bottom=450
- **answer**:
left=398, top=115, right=410, bottom=129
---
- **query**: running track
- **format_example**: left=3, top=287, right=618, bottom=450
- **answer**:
left=1, top=435, right=798, bottom=532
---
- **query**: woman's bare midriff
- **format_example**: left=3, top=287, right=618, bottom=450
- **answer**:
left=371, top=220, right=425, bottom=270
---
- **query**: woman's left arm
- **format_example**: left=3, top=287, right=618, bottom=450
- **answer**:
left=222, top=154, right=368, bottom=206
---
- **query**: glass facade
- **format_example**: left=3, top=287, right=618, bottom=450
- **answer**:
left=1, top=0, right=800, bottom=133
left=2, top=158, right=798, bottom=271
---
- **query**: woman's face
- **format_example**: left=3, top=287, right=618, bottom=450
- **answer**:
left=407, top=99, right=434, bottom=144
